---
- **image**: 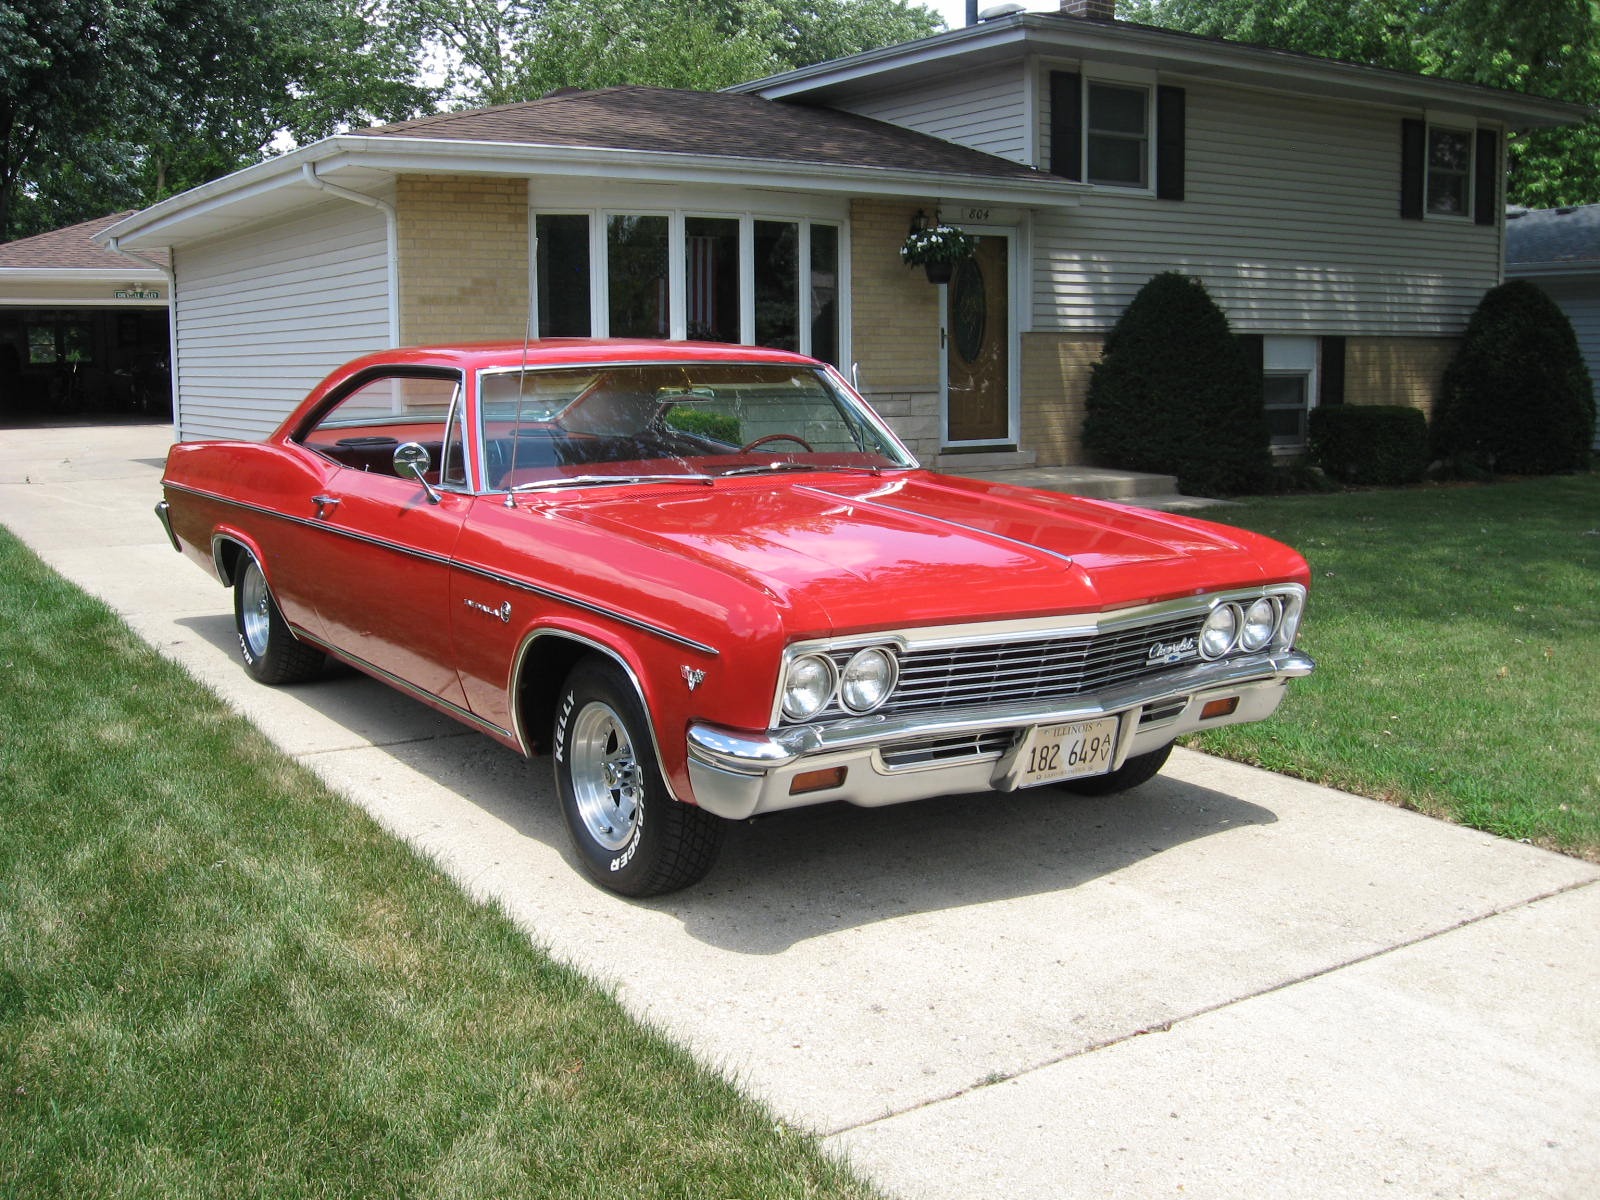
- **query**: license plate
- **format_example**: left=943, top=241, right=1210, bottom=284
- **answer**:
left=1010, top=717, right=1120, bottom=789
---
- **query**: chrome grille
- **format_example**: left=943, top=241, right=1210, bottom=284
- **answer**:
left=879, top=730, right=1015, bottom=770
left=827, top=612, right=1206, bottom=722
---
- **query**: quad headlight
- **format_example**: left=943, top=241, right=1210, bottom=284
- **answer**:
left=839, top=647, right=899, bottom=714
left=780, top=645, right=899, bottom=721
left=1239, top=596, right=1281, bottom=652
left=780, top=653, right=837, bottom=721
left=1199, top=603, right=1240, bottom=660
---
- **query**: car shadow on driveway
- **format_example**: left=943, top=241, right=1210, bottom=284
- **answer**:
left=176, top=612, right=1278, bottom=954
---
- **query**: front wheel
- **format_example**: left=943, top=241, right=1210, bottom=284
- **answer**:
left=233, top=553, right=325, bottom=685
left=553, top=658, right=724, bottom=896
left=1057, top=742, right=1173, bottom=797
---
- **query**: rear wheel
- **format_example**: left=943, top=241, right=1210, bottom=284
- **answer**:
left=1058, top=743, right=1173, bottom=796
left=553, top=657, right=724, bottom=896
left=233, top=554, right=325, bottom=685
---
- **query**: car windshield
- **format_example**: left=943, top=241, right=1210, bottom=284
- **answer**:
left=475, top=362, right=915, bottom=492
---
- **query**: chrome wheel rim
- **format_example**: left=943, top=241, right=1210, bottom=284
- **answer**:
left=569, top=701, right=642, bottom=852
left=239, top=561, right=272, bottom=659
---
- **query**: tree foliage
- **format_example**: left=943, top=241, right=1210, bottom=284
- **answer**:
left=416, top=0, right=942, bottom=107
left=1433, top=280, right=1595, bottom=475
left=0, top=0, right=436, bottom=240
left=0, top=0, right=941, bottom=241
left=1121, top=0, right=1600, bottom=208
left=1083, top=272, right=1273, bottom=496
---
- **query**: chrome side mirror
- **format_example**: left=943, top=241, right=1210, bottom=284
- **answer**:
left=393, top=442, right=441, bottom=504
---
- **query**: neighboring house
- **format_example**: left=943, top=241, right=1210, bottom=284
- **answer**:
left=0, top=212, right=171, bottom=416
left=100, top=2, right=1583, bottom=470
left=1505, top=204, right=1600, bottom=451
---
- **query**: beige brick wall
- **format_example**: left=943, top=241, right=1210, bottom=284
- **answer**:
left=850, top=199, right=942, bottom=393
left=1344, top=336, right=1459, bottom=420
left=396, top=176, right=529, bottom=345
left=1020, top=332, right=1104, bottom=466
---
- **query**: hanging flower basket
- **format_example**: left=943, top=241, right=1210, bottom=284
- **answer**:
left=900, top=223, right=978, bottom=284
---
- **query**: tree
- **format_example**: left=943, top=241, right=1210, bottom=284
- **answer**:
left=1083, top=272, right=1272, bottom=496
left=418, top=0, right=944, bottom=107
left=0, top=0, right=436, bottom=241
left=1433, top=280, right=1595, bottom=475
left=1121, top=0, right=1600, bottom=208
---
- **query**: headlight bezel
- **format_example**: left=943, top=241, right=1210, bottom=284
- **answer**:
left=779, top=652, right=839, bottom=722
left=838, top=647, right=900, bottom=714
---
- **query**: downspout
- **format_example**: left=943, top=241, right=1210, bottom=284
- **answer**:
left=300, top=162, right=401, bottom=347
left=109, top=236, right=182, bottom=437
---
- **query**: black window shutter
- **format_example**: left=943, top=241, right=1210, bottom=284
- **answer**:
left=1400, top=119, right=1425, bottom=220
left=1156, top=86, right=1185, bottom=201
left=1319, top=336, right=1346, bottom=406
left=1474, top=129, right=1500, bottom=226
left=1050, top=71, right=1083, bottom=181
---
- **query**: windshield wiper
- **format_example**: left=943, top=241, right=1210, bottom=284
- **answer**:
left=717, top=461, right=899, bottom=479
left=509, top=471, right=714, bottom=493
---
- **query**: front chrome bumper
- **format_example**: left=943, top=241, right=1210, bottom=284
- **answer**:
left=686, top=649, right=1314, bottom=819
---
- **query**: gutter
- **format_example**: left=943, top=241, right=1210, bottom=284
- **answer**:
left=299, top=163, right=401, bottom=348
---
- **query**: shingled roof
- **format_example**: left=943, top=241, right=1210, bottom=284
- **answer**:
left=0, top=211, right=167, bottom=271
left=1506, top=205, right=1600, bottom=269
left=357, top=86, right=1049, bottom=184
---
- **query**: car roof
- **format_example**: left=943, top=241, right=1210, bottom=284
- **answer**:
left=344, top=339, right=824, bottom=373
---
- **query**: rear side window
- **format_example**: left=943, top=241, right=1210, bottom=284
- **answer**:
left=297, top=373, right=463, bottom=483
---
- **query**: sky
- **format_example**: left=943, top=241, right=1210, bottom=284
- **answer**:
left=931, top=1, right=1064, bottom=31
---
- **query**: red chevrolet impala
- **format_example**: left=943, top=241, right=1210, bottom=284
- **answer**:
left=157, top=341, right=1313, bottom=895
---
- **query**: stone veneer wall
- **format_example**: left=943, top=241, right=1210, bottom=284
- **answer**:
left=396, top=176, right=529, bottom=345
left=1020, top=332, right=1105, bottom=466
left=849, top=198, right=943, bottom=461
left=1343, top=336, right=1458, bottom=419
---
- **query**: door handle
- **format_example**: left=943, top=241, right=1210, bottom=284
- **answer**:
left=311, top=494, right=340, bottom=518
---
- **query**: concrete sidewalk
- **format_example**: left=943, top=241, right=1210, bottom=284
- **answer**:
left=3, top=419, right=1597, bottom=1200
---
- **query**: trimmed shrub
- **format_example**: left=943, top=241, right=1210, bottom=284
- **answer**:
left=1083, top=272, right=1272, bottom=496
left=1309, top=405, right=1429, bottom=486
left=1433, top=280, right=1595, bottom=475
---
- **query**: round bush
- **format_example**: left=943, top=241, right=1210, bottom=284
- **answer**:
left=1309, top=405, right=1429, bottom=486
left=1083, top=272, right=1272, bottom=496
left=1433, top=280, right=1595, bottom=474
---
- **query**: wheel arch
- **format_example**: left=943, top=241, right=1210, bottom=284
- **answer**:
left=210, top=531, right=261, bottom=588
left=512, top=630, right=684, bottom=801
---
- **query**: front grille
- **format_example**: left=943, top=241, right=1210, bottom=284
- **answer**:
left=813, top=611, right=1206, bottom=724
left=879, top=730, right=1016, bottom=770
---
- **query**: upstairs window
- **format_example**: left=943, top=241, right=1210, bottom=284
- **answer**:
left=1401, top=119, right=1499, bottom=225
left=1086, top=83, right=1149, bottom=188
left=1050, top=71, right=1184, bottom=199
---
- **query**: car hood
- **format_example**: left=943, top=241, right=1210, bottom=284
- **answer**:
left=548, top=470, right=1307, bottom=634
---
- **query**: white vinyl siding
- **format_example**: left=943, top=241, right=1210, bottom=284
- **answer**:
left=843, top=65, right=1030, bottom=165
left=1525, top=277, right=1600, bottom=450
left=1034, top=78, right=1501, bottom=336
left=173, top=200, right=390, bottom=441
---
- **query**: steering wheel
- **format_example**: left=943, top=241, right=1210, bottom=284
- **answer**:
left=740, top=433, right=815, bottom=453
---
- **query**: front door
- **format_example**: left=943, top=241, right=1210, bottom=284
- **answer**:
left=943, top=232, right=1013, bottom=446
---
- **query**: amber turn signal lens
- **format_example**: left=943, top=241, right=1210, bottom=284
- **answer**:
left=789, top=767, right=847, bottom=795
left=1200, top=697, right=1240, bottom=720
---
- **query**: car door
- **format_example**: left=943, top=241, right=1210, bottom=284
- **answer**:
left=291, top=368, right=472, bottom=709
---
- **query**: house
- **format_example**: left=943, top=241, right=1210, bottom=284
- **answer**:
left=1505, top=204, right=1600, bottom=451
left=99, top=1, right=1584, bottom=471
left=0, top=212, right=171, bottom=417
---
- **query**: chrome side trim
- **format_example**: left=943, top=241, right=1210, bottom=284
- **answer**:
left=163, top=481, right=717, bottom=656
left=295, top=629, right=516, bottom=744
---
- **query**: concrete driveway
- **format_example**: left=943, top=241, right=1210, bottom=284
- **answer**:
left=3, top=420, right=1597, bottom=1199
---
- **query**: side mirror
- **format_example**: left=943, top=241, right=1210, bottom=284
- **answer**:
left=393, top=442, right=441, bottom=504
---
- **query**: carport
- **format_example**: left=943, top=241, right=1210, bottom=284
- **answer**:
left=0, top=211, right=171, bottom=419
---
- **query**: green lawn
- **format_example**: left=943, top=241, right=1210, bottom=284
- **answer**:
left=0, top=525, right=878, bottom=1200
left=1185, top=473, right=1600, bottom=861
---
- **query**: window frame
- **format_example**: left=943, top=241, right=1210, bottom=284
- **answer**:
left=1260, top=336, right=1319, bottom=454
left=1423, top=122, right=1474, bottom=221
left=1084, top=79, right=1152, bottom=190
left=529, top=203, right=847, bottom=365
